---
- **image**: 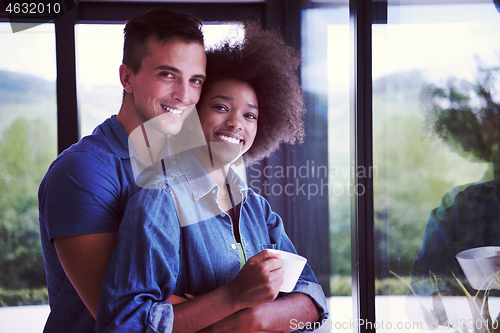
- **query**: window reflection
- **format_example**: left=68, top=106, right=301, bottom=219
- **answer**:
left=303, top=5, right=351, bottom=332
left=374, top=3, right=500, bottom=331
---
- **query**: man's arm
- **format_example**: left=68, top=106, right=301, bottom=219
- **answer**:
left=55, top=232, right=188, bottom=319
left=54, top=232, right=118, bottom=319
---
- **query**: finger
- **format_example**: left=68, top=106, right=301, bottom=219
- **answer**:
left=269, top=266, right=284, bottom=281
left=262, top=257, right=283, bottom=272
left=251, top=249, right=281, bottom=263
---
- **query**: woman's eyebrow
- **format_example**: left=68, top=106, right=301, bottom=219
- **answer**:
left=211, top=95, right=258, bottom=110
left=211, top=95, right=232, bottom=101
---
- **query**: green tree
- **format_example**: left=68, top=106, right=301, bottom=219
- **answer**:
left=372, top=69, right=489, bottom=281
left=0, top=117, right=55, bottom=289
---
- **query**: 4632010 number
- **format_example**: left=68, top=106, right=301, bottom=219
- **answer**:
left=5, top=2, right=61, bottom=15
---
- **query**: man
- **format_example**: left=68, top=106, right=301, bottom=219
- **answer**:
left=38, top=7, right=206, bottom=332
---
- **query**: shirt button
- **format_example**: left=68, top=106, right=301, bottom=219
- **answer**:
left=220, top=212, right=226, bottom=217
left=212, top=189, right=217, bottom=194
left=231, top=244, right=237, bottom=250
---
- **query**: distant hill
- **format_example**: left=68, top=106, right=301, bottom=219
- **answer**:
left=0, top=70, right=57, bottom=134
left=0, top=68, right=428, bottom=137
left=0, top=70, right=124, bottom=138
left=0, top=70, right=56, bottom=104
left=373, top=69, right=425, bottom=98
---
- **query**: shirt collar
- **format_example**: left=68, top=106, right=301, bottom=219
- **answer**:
left=106, top=115, right=130, bottom=160
left=173, top=150, right=248, bottom=202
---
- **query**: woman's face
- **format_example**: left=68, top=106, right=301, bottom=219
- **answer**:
left=197, top=79, right=258, bottom=165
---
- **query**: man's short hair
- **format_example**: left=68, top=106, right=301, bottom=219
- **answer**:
left=123, top=7, right=204, bottom=75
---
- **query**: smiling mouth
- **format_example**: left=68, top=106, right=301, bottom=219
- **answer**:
left=218, top=134, right=243, bottom=145
left=162, top=105, right=183, bottom=115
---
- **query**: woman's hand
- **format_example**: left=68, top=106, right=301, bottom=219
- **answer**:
left=227, top=250, right=284, bottom=309
left=171, top=251, right=284, bottom=332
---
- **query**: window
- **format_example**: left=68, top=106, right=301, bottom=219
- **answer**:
left=301, top=4, right=352, bottom=331
left=8, top=1, right=499, bottom=332
left=373, top=2, right=500, bottom=331
left=0, top=22, right=56, bottom=329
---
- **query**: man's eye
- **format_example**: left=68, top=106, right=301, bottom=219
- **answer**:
left=160, top=72, right=174, bottom=78
left=191, top=78, right=203, bottom=85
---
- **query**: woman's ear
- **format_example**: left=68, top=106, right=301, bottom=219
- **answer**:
left=119, top=64, right=134, bottom=94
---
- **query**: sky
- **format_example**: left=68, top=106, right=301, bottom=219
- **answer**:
left=0, top=22, right=243, bottom=85
left=302, top=3, right=500, bottom=94
left=1, top=4, right=499, bottom=92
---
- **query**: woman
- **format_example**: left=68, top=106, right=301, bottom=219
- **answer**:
left=96, top=23, right=328, bottom=332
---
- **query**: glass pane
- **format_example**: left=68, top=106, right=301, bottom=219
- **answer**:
left=373, top=3, right=500, bottom=331
left=0, top=22, right=56, bottom=330
left=303, top=4, right=351, bottom=332
left=75, top=23, right=244, bottom=138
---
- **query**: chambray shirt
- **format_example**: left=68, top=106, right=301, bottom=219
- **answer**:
left=96, top=151, right=328, bottom=332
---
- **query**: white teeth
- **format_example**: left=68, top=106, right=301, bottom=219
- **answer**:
left=162, top=105, right=183, bottom=115
left=219, top=135, right=240, bottom=144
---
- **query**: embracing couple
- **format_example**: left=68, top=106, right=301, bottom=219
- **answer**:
left=39, top=7, right=328, bottom=333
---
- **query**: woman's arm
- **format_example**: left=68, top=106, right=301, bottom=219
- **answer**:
left=172, top=250, right=284, bottom=333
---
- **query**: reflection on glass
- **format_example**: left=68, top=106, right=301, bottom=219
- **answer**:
left=0, top=22, right=56, bottom=318
left=374, top=3, right=500, bottom=332
left=75, top=24, right=244, bottom=138
left=303, top=4, right=350, bottom=332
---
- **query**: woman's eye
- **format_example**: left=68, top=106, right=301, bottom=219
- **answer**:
left=245, top=113, right=257, bottom=120
left=213, top=104, right=229, bottom=112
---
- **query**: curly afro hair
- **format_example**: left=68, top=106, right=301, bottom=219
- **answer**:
left=198, top=22, right=305, bottom=164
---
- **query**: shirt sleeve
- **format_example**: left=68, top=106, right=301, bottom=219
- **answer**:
left=39, top=151, right=123, bottom=240
left=95, top=187, right=181, bottom=333
left=262, top=196, right=329, bottom=332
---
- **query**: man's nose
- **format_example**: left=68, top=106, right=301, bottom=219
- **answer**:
left=172, top=80, right=189, bottom=104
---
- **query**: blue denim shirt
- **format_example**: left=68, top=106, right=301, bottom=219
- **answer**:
left=96, top=151, right=328, bottom=332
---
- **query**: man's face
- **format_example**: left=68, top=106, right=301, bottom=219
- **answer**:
left=124, top=38, right=206, bottom=136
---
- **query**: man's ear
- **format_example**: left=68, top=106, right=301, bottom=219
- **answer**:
left=119, top=64, right=134, bottom=94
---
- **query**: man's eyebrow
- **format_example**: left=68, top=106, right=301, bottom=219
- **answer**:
left=154, top=66, right=206, bottom=80
left=193, top=74, right=207, bottom=81
left=154, top=65, right=180, bottom=73
left=211, top=95, right=258, bottom=110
